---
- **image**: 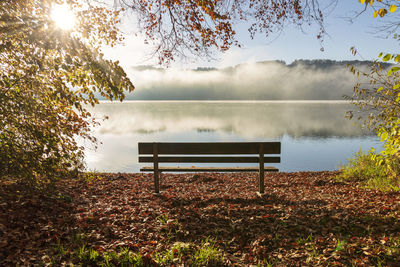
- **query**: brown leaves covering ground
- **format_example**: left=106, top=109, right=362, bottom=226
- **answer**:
left=1, top=171, right=400, bottom=266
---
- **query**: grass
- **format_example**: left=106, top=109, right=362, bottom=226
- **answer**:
left=334, top=238, right=347, bottom=252
left=46, top=235, right=224, bottom=266
left=153, top=242, right=191, bottom=265
left=157, top=213, right=181, bottom=243
left=78, top=169, right=102, bottom=184
left=157, top=213, right=169, bottom=225
left=42, top=229, right=148, bottom=266
left=45, top=244, right=146, bottom=266
left=296, top=233, right=313, bottom=246
left=192, top=237, right=225, bottom=266
left=256, top=259, right=274, bottom=267
left=337, top=149, right=400, bottom=192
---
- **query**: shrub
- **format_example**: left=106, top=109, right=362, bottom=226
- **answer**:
left=338, top=149, right=400, bottom=192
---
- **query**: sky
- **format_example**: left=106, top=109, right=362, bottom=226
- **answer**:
left=102, top=0, right=399, bottom=69
left=97, top=1, right=400, bottom=101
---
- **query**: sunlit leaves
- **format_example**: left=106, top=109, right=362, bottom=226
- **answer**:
left=359, top=0, right=399, bottom=18
left=0, top=0, right=134, bottom=188
left=387, top=66, right=400, bottom=76
left=348, top=51, right=400, bottom=178
left=378, top=8, right=388, bottom=17
left=382, top=53, right=392, bottom=61
left=118, top=0, right=326, bottom=64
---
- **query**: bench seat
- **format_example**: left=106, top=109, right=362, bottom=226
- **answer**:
left=140, top=166, right=279, bottom=172
left=138, top=142, right=281, bottom=194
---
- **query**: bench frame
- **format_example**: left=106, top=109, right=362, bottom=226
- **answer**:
left=138, top=142, right=281, bottom=194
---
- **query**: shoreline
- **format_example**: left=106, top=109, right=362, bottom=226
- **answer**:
left=97, top=99, right=351, bottom=104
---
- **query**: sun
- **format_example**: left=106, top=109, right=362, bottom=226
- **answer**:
left=51, top=4, right=76, bottom=30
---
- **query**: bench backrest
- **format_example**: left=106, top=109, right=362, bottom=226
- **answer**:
left=138, top=142, right=281, bottom=163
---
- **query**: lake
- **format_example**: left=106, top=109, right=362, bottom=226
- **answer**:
left=84, top=101, right=382, bottom=173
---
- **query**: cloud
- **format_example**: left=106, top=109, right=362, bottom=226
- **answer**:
left=125, top=60, right=371, bottom=100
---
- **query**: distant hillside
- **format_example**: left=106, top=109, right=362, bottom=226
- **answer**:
left=121, top=60, right=386, bottom=100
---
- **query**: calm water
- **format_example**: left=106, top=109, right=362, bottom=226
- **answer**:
left=84, top=101, right=382, bottom=172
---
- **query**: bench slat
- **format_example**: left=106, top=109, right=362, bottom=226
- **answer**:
left=140, top=166, right=279, bottom=172
left=139, top=156, right=280, bottom=163
left=138, top=142, right=281, bottom=155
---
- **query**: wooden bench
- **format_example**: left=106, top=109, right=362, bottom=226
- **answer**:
left=138, top=142, right=281, bottom=194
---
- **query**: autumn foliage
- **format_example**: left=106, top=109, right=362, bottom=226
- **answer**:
left=0, top=0, right=134, bottom=188
left=120, top=0, right=325, bottom=63
left=0, top=0, right=330, bottom=188
left=342, top=0, right=400, bottom=184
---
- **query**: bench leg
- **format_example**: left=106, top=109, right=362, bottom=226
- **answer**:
left=153, top=143, right=160, bottom=194
left=259, top=144, right=265, bottom=194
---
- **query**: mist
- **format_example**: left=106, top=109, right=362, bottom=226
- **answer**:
left=89, top=101, right=373, bottom=139
left=125, top=60, right=373, bottom=100
left=84, top=101, right=380, bottom=172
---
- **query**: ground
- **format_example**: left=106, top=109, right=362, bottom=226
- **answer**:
left=0, top=171, right=399, bottom=266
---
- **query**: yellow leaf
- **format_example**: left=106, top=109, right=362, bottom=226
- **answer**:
left=359, top=0, right=365, bottom=4
left=389, top=5, right=397, bottom=13
left=373, top=10, right=378, bottom=17
left=378, top=8, right=388, bottom=17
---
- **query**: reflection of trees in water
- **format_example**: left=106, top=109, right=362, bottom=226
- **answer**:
left=92, top=102, right=374, bottom=139
left=196, top=128, right=216, bottom=133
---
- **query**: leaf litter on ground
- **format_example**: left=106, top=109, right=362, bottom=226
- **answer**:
left=0, top=171, right=399, bottom=266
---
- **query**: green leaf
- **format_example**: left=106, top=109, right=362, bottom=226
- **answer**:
left=388, top=67, right=400, bottom=76
left=380, top=131, right=389, bottom=141
left=382, top=53, right=392, bottom=62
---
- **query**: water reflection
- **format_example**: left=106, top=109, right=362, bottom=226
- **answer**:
left=90, top=101, right=372, bottom=139
left=84, top=101, right=380, bottom=173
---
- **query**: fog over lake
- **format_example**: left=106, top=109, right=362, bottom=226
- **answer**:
left=84, top=101, right=382, bottom=173
left=125, top=60, right=376, bottom=100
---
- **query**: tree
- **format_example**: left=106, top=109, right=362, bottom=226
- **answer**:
left=345, top=0, right=400, bottom=180
left=0, top=0, right=134, bottom=188
left=117, top=0, right=328, bottom=64
left=353, top=0, right=400, bottom=37
left=0, top=0, right=332, bottom=189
